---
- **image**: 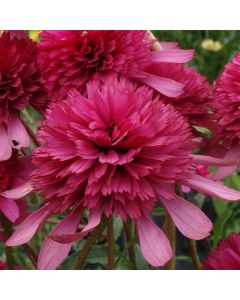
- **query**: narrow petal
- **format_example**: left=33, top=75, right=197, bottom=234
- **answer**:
left=6, top=206, right=51, bottom=246
left=140, top=73, right=184, bottom=98
left=183, top=174, right=240, bottom=201
left=0, top=125, right=12, bottom=161
left=212, top=144, right=240, bottom=180
left=160, top=190, right=212, bottom=239
left=191, top=154, right=238, bottom=166
left=1, top=182, right=33, bottom=199
left=0, top=197, right=19, bottom=223
left=151, top=49, right=194, bottom=63
left=8, top=111, right=30, bottom=149
left=38, top=205, right=83, bottom=270
left=136, top=214, right=172, bottom=267
left=50, top=207, right=102, bottom=244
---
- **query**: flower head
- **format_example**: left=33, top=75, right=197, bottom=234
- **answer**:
left=7, top=77, right=240, bottom=270
left=201, top=39, right=223, bottom=52
left=211, top=52, right=240, bottom=179
left=202, top=233, right=240, bottom=270
left=0, top=31, right=46, bottom=161
left=146, top=63, right=213, bottom=133
left=37, top=30, right=194, bottom=102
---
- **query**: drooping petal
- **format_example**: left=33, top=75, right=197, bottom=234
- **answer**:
left=38, top=205, right=83, bottom=270
left=6, top=206, right=51, bottom=246
left=7, top=111, right=30, bottom=149
left=151, top=49, right=194, bottom=63
left=159, top=190, right=212, bottom=239
left=183, top=174, right=240, bottom=201
left=136, top=214, right=172, bottom=267
left=0, top=197, right=20, bottom=222
left=0, top=125, right=12, bottom=161
left=50, top=207, right=102, bottom=244
left=140, top=72, right=184, bottom=98
left=212, top=144, right=240, bottom=180
left=1, top=182, right=33, bottom=199
left=191, top=154, right=238, bottom=166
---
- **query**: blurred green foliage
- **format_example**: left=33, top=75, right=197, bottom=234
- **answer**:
left=152, top=30, right=240, bottom=82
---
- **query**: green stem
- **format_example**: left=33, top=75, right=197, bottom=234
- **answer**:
left=163, top=210, right=176, bottom=270
left=0, top=213, right=14, bottom=270
left=124, top=219, right=137, bottom=270
left=74, top=217, right=107, bottom=270
left=187, top=239, right=201, bottom=270
left=107, top=215, right=114, bottom=270
left=22, top=244, right=37, bottom=269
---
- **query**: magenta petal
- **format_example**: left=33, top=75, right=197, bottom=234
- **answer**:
left=1, top=182, right=33, bottom=199
left=8, top=111, right=30, bottom=149
left=191, top=154, right=238, bottom=166
left=50, top=207, right=102, bottom=244
left=7, top=30, right=27, bottom=39
left=6, top=206, right=51, bottom=246
left=0, top=197, right=20, bottom=223
left=136, top=214, right=172, bottom=267
left=183, top=174, right=240, bottom=201
left=140, top=72, right=184, bottom=97
left=38, top=206, right=83, bottom=270
left=151, top=49, right=194, bottom=63
left=160, top=42, right=179, bottom=49
left=212, top=144, right=240, bottom=180
left=0, top=125, right=12, bottom=161
left=160, top=191, right=212, bottom=239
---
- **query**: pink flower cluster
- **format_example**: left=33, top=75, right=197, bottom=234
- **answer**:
left=0, top=30, right=240, bottom=270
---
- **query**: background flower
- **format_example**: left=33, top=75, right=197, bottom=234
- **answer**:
left=202, top=233, right=240, bottom=270
left=37, top=30, right=194, bottom=103
left=0, top=31, right=46, bottom=161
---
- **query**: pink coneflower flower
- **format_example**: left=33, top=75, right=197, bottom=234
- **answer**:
left=0, top=31, right=45, bottom=161
left=37, top=30, right=194, bottom=102
left=146, top=62, right=213, bottom=134
left=7, top=77, right=240, bottom=270
left=212, top=52, right=240, bottom=179
left=0, top=153, right=32, bottom=229
left=202, top=233, right=240, bottom=270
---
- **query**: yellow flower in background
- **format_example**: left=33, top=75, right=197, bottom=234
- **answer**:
left=201, top=39, right=223, bottom=52
left=28, top=30, right=42, bottom=42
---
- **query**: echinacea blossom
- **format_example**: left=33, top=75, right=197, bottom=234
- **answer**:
left=7, top=77, right=240, bottom=270
left=37, top=30, right=194, bottom=103
left=211, top=52, right=240, bottom=179
left=202, top=233, right=240, bottom=270
left=0, top=152, right=32, bottom=230
left=0, top=31, right=45, bottom=161
left=145, top=61, right=213, bottom=135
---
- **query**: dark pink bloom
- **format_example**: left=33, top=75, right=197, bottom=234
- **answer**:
left=37, top=30, right=194, bottom=102
left=146, top=62, right=213, bottom=133
left=7, top=77, right=240, bottom=270
left=0, top=31, right=46, bottom=161
left=202, top=233, right=240, bottom=270
left=212, top=52, right=240, bottom=179
left=0, top=152, right=32, bottom=230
